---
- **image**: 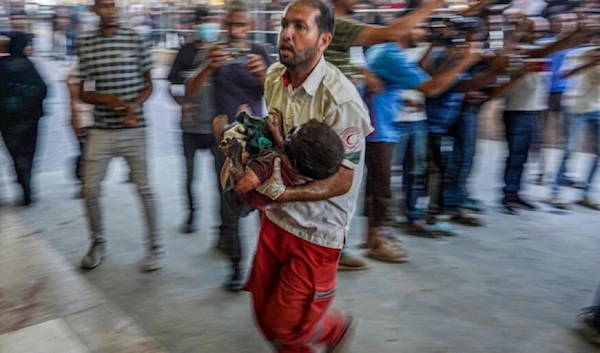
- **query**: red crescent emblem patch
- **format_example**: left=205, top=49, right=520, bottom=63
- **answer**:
left=340, top=127, right=361, bottom=153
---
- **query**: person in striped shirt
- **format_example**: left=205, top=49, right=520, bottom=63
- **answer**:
left=77, top=0, right=164, bottom=272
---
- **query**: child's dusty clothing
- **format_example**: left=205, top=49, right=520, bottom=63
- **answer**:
left=240, top=150, right=304, bottom=210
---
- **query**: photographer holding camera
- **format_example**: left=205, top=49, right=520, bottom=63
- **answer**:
left=186, top=0, right=273, bottom=292
left=423, top=15, right=510, bottom=227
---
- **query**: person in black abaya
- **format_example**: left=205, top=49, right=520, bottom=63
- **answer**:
left=0, top=33, right=47, bottom=205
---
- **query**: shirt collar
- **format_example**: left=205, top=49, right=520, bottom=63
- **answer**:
left=281, top=56, right=326, bottom=96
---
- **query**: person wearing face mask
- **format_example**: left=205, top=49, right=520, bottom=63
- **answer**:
left=186, top=0, right=273, bottom=292
left=167, top=6, right=221, bottom=234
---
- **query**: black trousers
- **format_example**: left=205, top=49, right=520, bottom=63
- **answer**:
left=0, top=120, right=39, bottom=201
left=182, top=132, right=243, bottom=269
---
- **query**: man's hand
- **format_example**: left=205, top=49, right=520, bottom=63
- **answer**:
left=243, top=54, right=267, bottom=79
left=489, top=53, right=511, bottom=71
left=266, top=108, right=285, bottom=149
left=207, top=43, right=231, bottom=70
left=255, top=157, right=286, bottom=201
left=181, top=103, right=196, bottom=119
left=213, top=114, right=229, bottom=141
left=458, top=43, right=483, bottom=65
left=364, top=70, right=384, bottom=94
left=123, top=104, right=138, bottom=127
left=237, top=104, right=253, bottom=116
left=464, top=91, right=489, bottom=103
left=106, top=96, right=127, bottom=111
left=70, top=114, right=85, bottom=137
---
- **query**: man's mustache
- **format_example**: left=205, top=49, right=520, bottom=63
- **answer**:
left=279, top=41, right=295, bottom=52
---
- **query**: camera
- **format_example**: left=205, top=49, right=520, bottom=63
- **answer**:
left=222, top=46, right=250, bottom=65
left=429, top=16, right=482, bottom=45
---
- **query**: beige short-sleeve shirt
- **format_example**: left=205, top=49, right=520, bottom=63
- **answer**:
left=262, top=57, right=373, bottom=249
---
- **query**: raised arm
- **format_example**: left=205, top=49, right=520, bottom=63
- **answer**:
left=352, top=0, right=445, bottom=46
left=186, top=44, right=229, bottom=97
left=561, top=51, right=600, bottom=78
left=456, top=54, right=510, bottom=93
left=418, top=45, right=484, bottom=96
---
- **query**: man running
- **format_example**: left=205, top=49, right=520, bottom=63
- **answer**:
left=241, top=0, right=372, bottom=351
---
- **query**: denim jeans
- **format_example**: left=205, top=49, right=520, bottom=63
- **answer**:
left=552, top=110, right=600, bottom=197
left=448, top=107, right=478, bottom=207
left=503, top=111, right=540, bottom=199
left=394, top=120, right=428, bottom=223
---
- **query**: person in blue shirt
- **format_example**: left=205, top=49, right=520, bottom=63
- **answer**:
left=362, top=36, right=478, bottom=262
left=424, top=29, right=513, bottom=226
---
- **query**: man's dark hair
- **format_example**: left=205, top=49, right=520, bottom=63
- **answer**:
left=285, top=120, right=344, bottom=180
left=227, top=0, right=248, bottom=14
left=293, top=0, right=335, bottom=35
left=195, top=5, right=211, bottom=21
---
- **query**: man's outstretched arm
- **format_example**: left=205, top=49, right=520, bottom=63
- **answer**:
left=352, top=0, right=445, bottom=46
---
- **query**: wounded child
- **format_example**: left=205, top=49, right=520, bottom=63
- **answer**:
left=216, top=110, right=344, bottom=213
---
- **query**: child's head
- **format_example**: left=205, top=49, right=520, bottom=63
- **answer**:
left=284, top=120, right=344, bottom=180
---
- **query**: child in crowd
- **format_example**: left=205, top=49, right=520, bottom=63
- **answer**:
left=215, top=111, right=345, bottom=211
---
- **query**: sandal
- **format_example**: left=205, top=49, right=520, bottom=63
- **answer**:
left=405, top=222, right=438, bottom=238
left=462, top=198, right=485, bottom=213
left=428, top=222, right=458, bottom=237
left=578, top=197, right=600, bottom=211
left=361, top=228, right=402, bottom=249
left=366, top=241, right=408, bottom=263
left=450, top=211, right=484, bottom=227
left=548, top=198, right=570, bottom=210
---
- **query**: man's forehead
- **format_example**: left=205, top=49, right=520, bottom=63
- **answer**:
left=96, top=0, right=116, bottom=6
left=284, top=4, right=320, bottom=22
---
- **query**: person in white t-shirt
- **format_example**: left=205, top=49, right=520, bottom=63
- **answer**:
left=549, top=33, right=600, bottom=210
left=498, top=17, right=586, bottom=214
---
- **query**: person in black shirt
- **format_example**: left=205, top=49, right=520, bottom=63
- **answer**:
left=167, top=6, right=220, bottom=234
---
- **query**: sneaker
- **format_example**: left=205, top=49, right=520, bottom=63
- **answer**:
left=462, top=198, right=485, bottom=213
left=226, top=268, right=245, bottom=292
left=548, top=197, right=570, bottom=210
left=140, top=249, right=165, bottom=272
left=577, top=307, right=600, bottom=345
left=338, top=252, right=369, bottom=271
left=512, top=196, right=537, bottom=210
left=505, top=196, right=537, bottom=211
left=501, top=199, right=518, bottom=215
left=81, top=242, right=107, bottom=270
left=180, top=212, right=197, bottom=234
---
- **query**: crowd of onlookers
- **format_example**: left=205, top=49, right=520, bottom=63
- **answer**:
left=1, top=0, right=600, bottom=348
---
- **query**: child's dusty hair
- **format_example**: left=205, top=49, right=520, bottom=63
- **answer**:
left=284, top=120, right=344, bottom=180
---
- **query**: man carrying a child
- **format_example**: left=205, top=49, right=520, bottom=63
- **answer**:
left=215, top=0, right=373, bottom=351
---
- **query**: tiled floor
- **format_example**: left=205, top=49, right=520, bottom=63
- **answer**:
left=0, top=319, right=90, bottom=353
left=0, top=211, right=167, bottom=353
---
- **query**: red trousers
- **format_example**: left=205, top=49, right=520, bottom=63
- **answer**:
left=244, top=214, right=346, bottom=353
